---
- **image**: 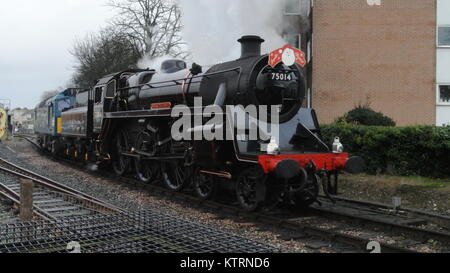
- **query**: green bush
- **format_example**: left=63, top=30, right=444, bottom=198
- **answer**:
left=337, top=106, right=396, bottom=127
left=321, top=125, right=450, bottom=178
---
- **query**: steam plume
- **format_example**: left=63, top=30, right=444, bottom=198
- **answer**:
left=177, top=0, right=285, bottom=65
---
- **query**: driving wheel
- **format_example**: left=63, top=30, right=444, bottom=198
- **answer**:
left=134, top=131, right=159, bottom=183
left=111, top=129, right=130, bottom=176
left=194, top=170, right=218, bottom=200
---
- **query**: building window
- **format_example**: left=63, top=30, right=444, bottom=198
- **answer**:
left=283, top=34, right=301, bottom=49
left=285, top=0, right=301, bottom=15
left=438, top=26, right=450, bottom=46
left=438, top=85, right=450, bottom=104
left=284, top=0, right=311, bottom=16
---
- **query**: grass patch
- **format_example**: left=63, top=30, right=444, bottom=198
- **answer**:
left=406, top=181, right=449, bottom=188
left=338, top=173, right=450, bottom=213
left=341, top=173, right=450, bottom=187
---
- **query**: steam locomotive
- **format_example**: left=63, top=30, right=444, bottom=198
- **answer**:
left=34, top=36, right=364, bottom=211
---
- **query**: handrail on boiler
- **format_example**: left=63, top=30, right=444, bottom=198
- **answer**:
left=116, top=67, right=242, bottom=92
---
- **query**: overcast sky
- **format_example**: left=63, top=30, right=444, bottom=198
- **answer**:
left=0, top=0, right=114, bottom=109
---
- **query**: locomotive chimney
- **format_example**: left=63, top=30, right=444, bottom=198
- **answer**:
left=238, top=35, right=265, bottom=59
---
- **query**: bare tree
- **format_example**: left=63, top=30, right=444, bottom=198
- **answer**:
left=107, top=0, right=187, bottom=59
left=71, top=27, right=141, bottom=87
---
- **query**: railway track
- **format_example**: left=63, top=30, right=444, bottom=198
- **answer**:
left=88, top=174, right=426, bottom=253
left=15, top=135, right=450, bottom=252
left=311, top=196, right=450, bottom=243
left=319, top=195, right=450, bottom=228
left=0, top=155, right=123, bottom=221
left=0, top=199, right=18, bottom=224
left=0, top=138, right=278, bottom=254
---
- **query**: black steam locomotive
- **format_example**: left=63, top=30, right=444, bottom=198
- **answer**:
left=34, top=36, right=363, bottom=211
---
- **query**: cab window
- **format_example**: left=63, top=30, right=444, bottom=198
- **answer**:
left=95, top=87, right=103, bottom=103
left=57, top=99, right=71, bottom=112
left=106, top=81, right=116, bottom=98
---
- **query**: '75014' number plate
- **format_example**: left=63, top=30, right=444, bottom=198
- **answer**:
left=270, top=72, right=292, bottom=81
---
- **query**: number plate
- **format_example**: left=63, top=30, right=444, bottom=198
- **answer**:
left=270, top=72, right=292, bottom=81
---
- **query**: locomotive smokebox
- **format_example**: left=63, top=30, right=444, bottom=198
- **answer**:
left=238, top=35, right=265, bottom=59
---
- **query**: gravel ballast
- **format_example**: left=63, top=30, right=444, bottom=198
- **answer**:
left=0, top=139, right=329, bottom=253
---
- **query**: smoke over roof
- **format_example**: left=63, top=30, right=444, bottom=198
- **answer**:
left=177, top=0, right=286, bottom=65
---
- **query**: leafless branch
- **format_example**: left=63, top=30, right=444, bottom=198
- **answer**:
left=106, top=0, right=187, bottom=59
left=70, top=27, right=141, bottom=87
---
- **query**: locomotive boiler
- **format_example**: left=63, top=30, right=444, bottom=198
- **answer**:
left=34, top=35, right=364, bottom=211
left=125, top=36, right=302, bottom=124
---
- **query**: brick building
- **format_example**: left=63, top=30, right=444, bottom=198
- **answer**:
left=282, top=0, right=450, bottom=126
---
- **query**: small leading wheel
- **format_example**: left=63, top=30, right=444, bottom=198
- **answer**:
left=162, top=161, right=188, bottom=191
left=111, top=130, right=130, bottom=176
left=236, top=167, right=266, bottom=212
left=134, top=131, right=158, bottom=183
left=194, top=170, right=218, bottom=200
left=292, top=174, right=320, bottom=209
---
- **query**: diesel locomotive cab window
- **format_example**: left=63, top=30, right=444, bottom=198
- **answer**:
left=438, top=26, right=450, bottom=46
left=439, top=85, right=450, bottom=103
left=57, top=99, right=71, bottom=112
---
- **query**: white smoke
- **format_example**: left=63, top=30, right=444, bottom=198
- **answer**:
left=137, top=55, right=173, bottom=71
left=177, top=0, right=285, bottom=65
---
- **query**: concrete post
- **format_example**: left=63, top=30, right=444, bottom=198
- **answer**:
left=20, top=179, right=33, bottom=221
